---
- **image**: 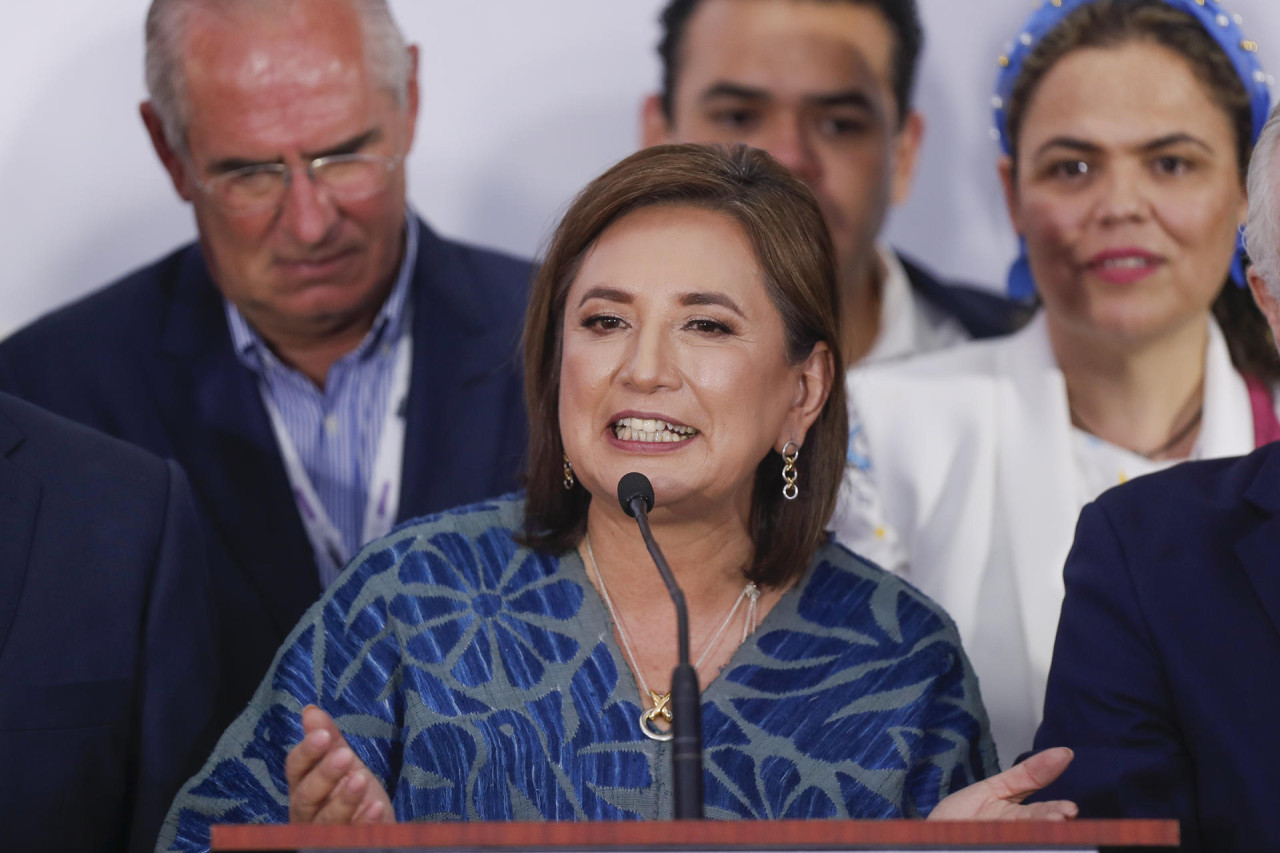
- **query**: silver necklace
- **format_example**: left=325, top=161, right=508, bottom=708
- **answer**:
left=585, top=532, right=760, bottom=742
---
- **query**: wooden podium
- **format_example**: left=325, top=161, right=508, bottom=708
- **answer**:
left=211, top=819, right=1178, bottom=852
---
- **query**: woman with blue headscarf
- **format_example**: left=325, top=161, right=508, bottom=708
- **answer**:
left=829, top=0, right=1279, bottom=766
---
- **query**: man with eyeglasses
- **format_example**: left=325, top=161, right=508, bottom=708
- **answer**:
left=0, top=0, right=530, bottom=734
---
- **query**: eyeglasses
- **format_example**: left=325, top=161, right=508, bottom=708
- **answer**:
left=192, top=152, right=405, bottom=214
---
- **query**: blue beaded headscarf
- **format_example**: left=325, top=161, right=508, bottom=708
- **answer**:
left=992, top=0, right=1273, bottom=301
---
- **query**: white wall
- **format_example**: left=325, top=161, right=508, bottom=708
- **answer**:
left=2, top=0, right=1277, bottom=337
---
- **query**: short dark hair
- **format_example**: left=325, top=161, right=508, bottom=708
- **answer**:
left=656, top=0, right=924, bottom=126
left=521, top=143, right=846, bottom=588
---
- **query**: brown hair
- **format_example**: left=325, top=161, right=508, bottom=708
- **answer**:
left=1003, top=0, right=1279, bottom=380
left=521, top=143, right=846, bottom=588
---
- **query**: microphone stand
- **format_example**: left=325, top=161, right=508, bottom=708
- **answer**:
left=619, top=473, right=704, bottom=820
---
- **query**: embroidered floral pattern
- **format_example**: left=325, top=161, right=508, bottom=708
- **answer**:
left=162, top=497, right=994, bottom=852
left=390, top=527, right=582, bottom=689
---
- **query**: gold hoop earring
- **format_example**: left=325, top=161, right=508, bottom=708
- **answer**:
left=563, top=454, right=576, bottom=490
left=781, top=441, right=799, bottom=501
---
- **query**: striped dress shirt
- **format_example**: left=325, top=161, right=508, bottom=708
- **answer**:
left=225, top=220, right=418, bottom=585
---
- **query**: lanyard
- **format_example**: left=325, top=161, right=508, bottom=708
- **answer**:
left=261, top=330, right=413, bottom=586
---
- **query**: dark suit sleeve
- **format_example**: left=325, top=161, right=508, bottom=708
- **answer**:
left=1032, top=501, right=1199, bottom=844
left=0, top=349, right=20, bottom=396
left=127, top=461, right=220, bottom=853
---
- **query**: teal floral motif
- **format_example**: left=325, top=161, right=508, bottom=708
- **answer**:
left=161, top=497, right=996, bottom=852
left=706, top=745, right=843, bottom=819
left=389, top=527, right=582, bottom=689
left=701, top=559, right=989, bottom=818
left=397, top=642, right=653, bottom=822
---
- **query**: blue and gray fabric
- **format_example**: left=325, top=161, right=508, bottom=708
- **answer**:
left=158, top=496, right=996, bottom=851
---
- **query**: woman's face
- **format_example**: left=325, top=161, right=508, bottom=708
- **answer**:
left=1003, top=41, right=1246, bottom=348
left=558, top=204, right=830, bottom=523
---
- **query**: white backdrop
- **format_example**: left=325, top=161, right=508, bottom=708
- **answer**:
left=2, top=0, right=1277, bottom=337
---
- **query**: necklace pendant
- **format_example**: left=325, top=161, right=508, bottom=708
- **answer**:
left=639, top=690, right=674, bottom=742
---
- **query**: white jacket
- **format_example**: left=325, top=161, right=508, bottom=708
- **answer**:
left=831, top=312, right=1259, bottom=765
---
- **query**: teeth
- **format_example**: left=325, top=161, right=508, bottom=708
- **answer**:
left=612, top=417, right=699, bottom=442
left=1101, top=257, right=1151, bottom=269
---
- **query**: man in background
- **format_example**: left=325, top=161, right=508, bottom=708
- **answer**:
left=0, top=0, right=530, bottom=728
left=643, top=0, right=1026, bottom=366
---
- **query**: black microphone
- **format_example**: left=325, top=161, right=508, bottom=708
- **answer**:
left=616, top=472, right=704, bottom=820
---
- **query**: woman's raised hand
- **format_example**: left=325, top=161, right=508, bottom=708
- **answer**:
left=928, top=747, right=1078, bottom=821
left=286, top=704, right=394, bottom=824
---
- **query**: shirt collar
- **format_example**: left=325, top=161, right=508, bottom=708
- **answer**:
left=225, top=209, right=419, bottom=373
left=860, top=244, right=915, bottom=366
left=860, top=244, right=972, bottom=367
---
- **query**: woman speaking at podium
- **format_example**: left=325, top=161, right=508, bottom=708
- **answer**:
left=159, top=144, right=1072, bottom=851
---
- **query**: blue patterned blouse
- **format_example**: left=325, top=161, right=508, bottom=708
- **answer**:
left=158, top=496, right=996, bottom=851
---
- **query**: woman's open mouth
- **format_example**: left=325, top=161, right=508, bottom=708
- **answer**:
left=612, top=417, right=699, bottom=443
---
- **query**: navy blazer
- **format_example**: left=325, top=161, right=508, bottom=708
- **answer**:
left=0, top=392, right=217, bottom=852
left=1033, top=442, right=1280, bottom=852
left=0, top=218, right=531, bottom=727
left=898, top=253, right=1031, bottom=340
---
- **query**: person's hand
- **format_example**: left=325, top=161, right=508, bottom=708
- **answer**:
left=928, top=747, right=1078, bottom=821
left=286, top=704, right=394, bottom=824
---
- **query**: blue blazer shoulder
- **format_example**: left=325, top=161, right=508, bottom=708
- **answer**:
left=0, top=391, right=217, bottom=852
left=899, top=252, right=1031, bottom=339
left=1033, top=442, right=1280, bottom=852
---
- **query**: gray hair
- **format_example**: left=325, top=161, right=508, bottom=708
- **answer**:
left=145, top=0, right=412, bottom=152
left=1246, top=103, right=1280, bottom=298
